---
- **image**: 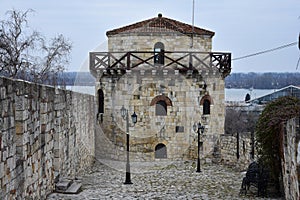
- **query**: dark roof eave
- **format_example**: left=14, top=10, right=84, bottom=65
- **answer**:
left=106, top=31, right=215, bottom=37
left=105, top=15, right=215, bottom=37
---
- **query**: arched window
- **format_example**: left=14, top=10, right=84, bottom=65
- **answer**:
left=154, top=42, right=165, bottom=65
left=150, top=95, right=172, bottom=116
left=155, top=143, right=167, bottom=159
left=200, top=95, right=213, bottom=115
left=98, top=89, right=104, bottom=114
left=203, top=99, right=210, bottom=115
left=156, top=100, right=167, bottom=116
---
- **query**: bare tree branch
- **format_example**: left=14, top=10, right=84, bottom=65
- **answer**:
left=0, top=9, right=72, bottom=85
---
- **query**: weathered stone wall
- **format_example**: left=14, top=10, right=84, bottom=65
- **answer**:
left=108, top=34, right=212, bottom=52
left=96, top=68, right=225, bottom=161
left=107, top=33, right=213, bottom=72
left=282, top=117, right=300, bottom=200
left=93, top=18, right=227, bottom=162
left=220, top=133, right=254, bottom=170
left=0, top=77, right=95, bottom=200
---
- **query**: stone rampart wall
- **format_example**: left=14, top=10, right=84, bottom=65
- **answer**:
left=220, top=133, right=253, bottom=170
left=0, top=77, right=95, bottom=200
left=282, top=117, right=300, bottom=200
left=219, top=118, right=300, bottom=199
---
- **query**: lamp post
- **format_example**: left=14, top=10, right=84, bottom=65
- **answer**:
left=193, top=122, right=205, bottom=172
left=120, top=105, right=137, bottom=184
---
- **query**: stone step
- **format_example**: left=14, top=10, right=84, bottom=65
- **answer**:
left=64, top=182, right=82, bottom=194
left=55, top=179, right=72, bottom=192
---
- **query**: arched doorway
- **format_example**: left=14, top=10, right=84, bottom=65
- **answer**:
left=155, top=143, right=167, bottom=159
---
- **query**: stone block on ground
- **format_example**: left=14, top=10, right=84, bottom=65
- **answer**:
left=65, top=182, right=82, bottom=194
left=55, top=179, right=72, bottom=192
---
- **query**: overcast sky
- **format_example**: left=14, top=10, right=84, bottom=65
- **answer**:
left=1, top=0, right=299, bottom=73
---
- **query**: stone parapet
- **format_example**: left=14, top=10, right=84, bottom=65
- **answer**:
left=220, top=133, right=253, bottom=170
left=282, top=117, right=300, bottom=200
left=0, top=77, right=95, bottom=200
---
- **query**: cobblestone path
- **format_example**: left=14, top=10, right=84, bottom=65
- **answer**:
left=47, top=160, right=282, bottom=200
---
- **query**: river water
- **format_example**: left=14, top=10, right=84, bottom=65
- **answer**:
left=225, top=88, right=274, bottom=102
left=66, top=86, right=274, bottom=102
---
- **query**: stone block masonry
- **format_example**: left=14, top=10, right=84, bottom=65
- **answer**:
left=219, top=133, right=253, bottom=170
left=0, top=77, right=95, bottom=200
left=282, top=117, right=300, bottom=200
left=96, top=69, right=226, bottom=161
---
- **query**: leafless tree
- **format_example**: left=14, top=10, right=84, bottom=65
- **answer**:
left=225, top=107, right=260, bottom=159
left=0, top=9, right=72, bottom=85
left=225, top=107, right=259, bottom=135
left=31, top=34, right=72, bottom=85
left=225, top=108, right=247, bottom=135
left=225, top=108, right=247, bottom=159
left=0, top=9, right=40, bottom=78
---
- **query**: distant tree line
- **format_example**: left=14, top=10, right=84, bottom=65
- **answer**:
left=62, top=72, right=95, bottom=86
left=225, top=72, right=300, bottom=89
left=0, top=69, right=95, bottom=86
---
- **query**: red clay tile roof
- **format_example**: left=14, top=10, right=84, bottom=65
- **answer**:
left=106, top=13, right=215, bottom=37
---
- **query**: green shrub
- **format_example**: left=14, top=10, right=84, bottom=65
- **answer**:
left=255, top=96, right=300, bottom=194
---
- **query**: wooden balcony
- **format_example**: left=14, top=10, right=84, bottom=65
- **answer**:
left=89, top=51, right=231, bottom=78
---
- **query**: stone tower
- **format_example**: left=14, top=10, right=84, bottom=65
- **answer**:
left=90, top=14, right=231, bottom=161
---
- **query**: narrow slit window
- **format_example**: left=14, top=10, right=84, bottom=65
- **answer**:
left=203, top=99, right=210, bottom=115
left=98, top=89, right=104, bottom=114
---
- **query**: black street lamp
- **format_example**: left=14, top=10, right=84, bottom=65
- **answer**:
left=120, top=105, right=137, bottom=184
left=193, top=122, right=205, bottom=172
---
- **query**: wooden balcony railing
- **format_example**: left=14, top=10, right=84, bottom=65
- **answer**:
left=89, top=51, right=231, bottom=78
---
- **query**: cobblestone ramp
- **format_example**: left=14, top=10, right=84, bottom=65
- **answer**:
left=47, top=160, right=282, bottom=200
left=47, top=122, right=282, bottom=199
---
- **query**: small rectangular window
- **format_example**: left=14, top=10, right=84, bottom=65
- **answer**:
left=175, top=126, right=184, bottom=132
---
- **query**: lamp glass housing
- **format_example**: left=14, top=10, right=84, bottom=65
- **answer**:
left=197, top=122, right=202, bottom=129
left=120, top=105, right=126, bottom=119
left=131, top=112, right=137, bottom=124
left=193, top=123, right=197, bottom=132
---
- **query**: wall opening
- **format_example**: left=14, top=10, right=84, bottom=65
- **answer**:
left=155, top=143, right=167, bottom=159
left=156, top=100, right=167, bottom=116
left=200, top=95, right=212, bottom=115
left=203, top=99, right=210, bottom=115
left=154, top=42, right=165, bottom=65
left=98, top=89, right=104, bottom=122
left=150, top=95, right=172, bottom=116
left=98, top=89, right=104, bottom=114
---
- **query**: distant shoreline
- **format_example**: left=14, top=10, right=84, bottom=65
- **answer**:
left=66, top=85, right=274, bottom=102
